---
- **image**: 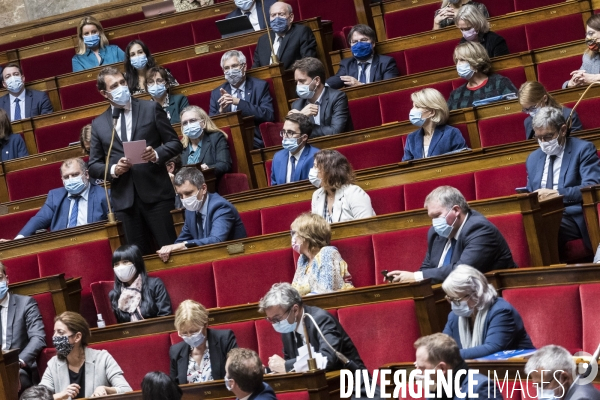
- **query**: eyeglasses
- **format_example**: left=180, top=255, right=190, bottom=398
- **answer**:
left=280, top=130, right=301, bottom=138
left=521, top=100, right=543, bottom=114
left=178, top=329, right=203, bottom=338
left=534, top=130, right=560, bottom=143
left=266, top=307, right=292, bottom=324
left=445, top=294, right=471, bottom=307
left=349, top=38, right=371, bottom=45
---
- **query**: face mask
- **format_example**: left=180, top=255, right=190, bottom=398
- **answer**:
left=83, top=34, right=100, bottom=48
left=451, top=300, right=473, bottom=317
left=181, top=191, right=204, bottom=212
left=282, top=137, right=301, bottom=153
left=457, top=62, right=475, bottom=80
left=270, top=16, right=288, bottom=34
left=130, top=54, right=148, bottom=70
left=148, top=83, right=167, bottom=98
left=225, top=68, right=244, bottom=87
left=53, top=335, right=75, bottom=357
left=272, top=309, right=297, bottom=334
left=5, top=76, right=24, bottom=94
left=538, top=137, right=564, bottom=156
left=183, top=122, right=203, bottom=139
left=114, top=263, right=137, bottom=283
left=296, top=78, right=316, bottom=100
left=527, top=107, right=540, bottom=118
left=225, top=377, right=233, bottom=391
left=537, top=386, right=558, bottom=399
left=292, top=236, right=303, bottom=253
left=587, top=38, right=600, bottom=52
left=183, top=331, right=206, bottom=348
left=409, top=108, right=425, bottom=127
left=432, top=210, right=458, bottom=238
left=351, top=41, right=373, bottom=61
left=308, top=168, right=321, bottom=188
left=109, top=85, right=131, bottom=107
left=235, top=0, right=254, bottom=11
left=0, top=281, right=7, bottom=299
left=462, top=28, right=478, bottom=41
left=63, top=175, right=87, bottom=196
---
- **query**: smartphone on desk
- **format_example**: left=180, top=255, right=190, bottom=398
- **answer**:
left=515, top=187, right=530, bottom=194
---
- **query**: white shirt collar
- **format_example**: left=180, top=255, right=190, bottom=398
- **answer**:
left=289, top=144, right=306, bottom=160
left=9, top=90, right=26, bottom=104
left=74, top=184, right=91, bottom=201
left=0, top=293, right=9, bottom=308
left=110, top=99, right=132, bottom=113
left=452, top=212, right=469, bottom=240
left=239, top=394, right=252, bottom=400
left=311, top=86, right=326, bottom=105
left=232, top=79, right=247, bottom=93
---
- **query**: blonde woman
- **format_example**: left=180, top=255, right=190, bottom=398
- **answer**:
left=455, top=5, right=508, bottom=58
left=404, top=88, right=467, bottom=160
left=169, top=300, right=237, bottom=384
left=291, top=213, right=354, bottom=296
left=433, top=0, right=489, bottom=30
left=72, top=16, right=125, bottom=72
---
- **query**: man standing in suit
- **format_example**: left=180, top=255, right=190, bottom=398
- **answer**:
left=209, top=50, right=275, bottom=149
left=0, top=262, right=46, bottom=391
left=89, top=66, right=183, bottom=255
left=225, top=348, right=276, bottom=400
left=12, top=158, right=109, bottom=239
left=290, top=57, right=354, bottom=137
left=156, top=168, right=247, bottom=261
left=0, top=63, right=53, bottom=121
left=386, top=186, right=516, bottom=284
left=226, top=0, right=277, bottom=31
left=271, top=113, right=319, bottom=185
left=252, top=2, right=317, bottom=70
left=326, top=24, right=400, bottom=90
left=526, top=107, right=600, bottom=259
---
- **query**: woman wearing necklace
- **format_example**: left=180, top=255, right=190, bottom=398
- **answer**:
left=145, top=66, right=188, bottom=124
left=403, top=88, right=467, bottom=161
left=40, top=311, right=132, bottom=399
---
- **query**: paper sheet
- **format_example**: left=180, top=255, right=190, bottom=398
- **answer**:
left=293, top=345, right=328, bottom=372
left=123, top=140, right=147, bottom=165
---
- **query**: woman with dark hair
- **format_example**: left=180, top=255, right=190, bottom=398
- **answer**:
left=124, top=40, right=178, bottom=94
left=0, top=108, right=28, bottom=161
left=565, top=14, right=600, bottom=88
left=310, top=149, right=375, bottom=223
left=146, top=66, right=189, bottom=124
left=109, top=244, right=173, bottom=323
left=141, top=371, right=182, bottom=400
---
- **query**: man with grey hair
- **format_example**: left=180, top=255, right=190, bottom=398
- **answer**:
left=209, top=49, right=275, bottom=149
left=526, top=106, right=600, bottom=260
left=386, top=186, right=516, bottom=284
left=525, top=345, right=600, bottom=399
left=156, top=167, right=246, bottom=261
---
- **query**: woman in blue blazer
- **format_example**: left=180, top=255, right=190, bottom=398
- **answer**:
left=72, top=16, right=125, bottom=72
left=0, top=109, right=28, bottom=161
left=442, top=265, right=534, bottom=360
left=402, top=88, right=467, bottom=161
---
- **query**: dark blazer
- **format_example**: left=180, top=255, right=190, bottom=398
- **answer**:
left=0, top=133, right=28, bottom=161
left=402, top=125, right=467, bottom=161
left=281, top=305, right=365, bottom=372
left=526, top=137, right=600, bottom=248
left=225, top=0, right=277, bottom=30
left=566, top=383, right=600, bottom=400
left=248, top=382, right=277, bottom=400
left=443, top=298, right=534, bottom=360
left=209, top=76, right=275, bottom=149
left=175, top=192, right=247, bottom=246
left=252, top=24, right=317, bottom=69
left=460, top=31, right=509, bottom=59
left=290, top=87, right=354, bottom=137
left=455, top=370, right=503, bottom=400
left=326, top=54, right=400, bottom=90
left=524, top=107, right=582, bottom=140
left=270, top=143, right=319, bottom=185
left=165, top=94, right=190, bottom=125
left=420, top=210, right=517, bottom=283
left=181, top=131, right=232, bottom=180
left=4, top=293, right=46, bottom=368
left=109, top=276, right=172, bottom=323
left=88, top=98, right=183, bottom=211
left=17, top=184, right=109, bottom=237
left=0, top=89, right=53, bottom=119
left=169, top=328, right=237, bottom=384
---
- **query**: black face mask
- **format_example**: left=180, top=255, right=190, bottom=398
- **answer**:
left=53, top=335, right=75, bottom=357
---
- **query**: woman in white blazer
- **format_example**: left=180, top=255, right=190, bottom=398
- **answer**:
left=310, top=149, right=375, bottom=223
left=41, top=311, right=132, bottom=399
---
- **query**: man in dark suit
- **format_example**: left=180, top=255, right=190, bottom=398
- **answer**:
left=252, top=2, right=317, bottom=70
left=209, top=50, right=275, bottom=149
left=386, top=186, right=516, bottom=284
left=225, top=348, right=276, bottom=400
left=290, top=57, right=354, bottom=137
left=0, top=63, right=53, bottom=121
left=226, top=0, right=277, bottom=31
left=326, top=24, right=400, bottom=90
left=0, top=262, right=46, bottom=391
left=157, top=167, right=247, bottom=261
left=271, top=113, right=319, bottom=185
left=89, top=66, right=183, bottom=255
left=526, top=107, right=600, bottom=259
left=13, top=158, right=109, bottom=239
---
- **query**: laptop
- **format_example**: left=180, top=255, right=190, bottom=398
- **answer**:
left=142, top=0, right=176, bottom=18
left=216, top=15, right=255, bottom=38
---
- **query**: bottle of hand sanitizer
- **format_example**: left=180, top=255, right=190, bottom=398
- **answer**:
left=97, top=314, right=106, bottom=328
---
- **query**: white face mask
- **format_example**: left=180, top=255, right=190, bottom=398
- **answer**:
left=181, top=191, right=204, bottom=212
left=114, top=263, right=137, bottom=283
left=538, top=137, right=564, bottom=156
left=308, top=168, right=321, bottom=188
left=451, top=299, right=473, bottom=317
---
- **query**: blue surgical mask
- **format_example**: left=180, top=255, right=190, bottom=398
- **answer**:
left=432, top=210, right=458, bottom=238
left=282, top=137, right=301, bottom=153
left=225, top=376, right=233, bottom=391
left=5, top=76, right=24, bottom=94
left=457, top=62, right=475, bottom=80
left=296, top=78, right=316, bottom=100
left=451, top=300, right=473, bottom=317
left=183, top=331, right=206, bottom=348
left=63, top=175, right=87, bottom=196
left=270, top=16, right=288, bottom=34
left=183, top=122, right=203, bottom=139
left=109, top=85, right=131, bottom=107
left=272, top=309, right=297, bottom=334
left=527, top=107, right=539, bottom=118
left=130, top=54, right=148, bottom=70
left=148, top=83, right=167, bottom=98
left=409, top=108, right=425, bottom=127
left=0, top=281, right=7, bottom=299
left=83, top=34, right=100, bottom=48
left=235, top=0, right=254, bottom=10
left=351, top=41, right=373, bottom=60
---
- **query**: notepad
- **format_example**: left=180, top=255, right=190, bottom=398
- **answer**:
left=123, top=140, right=147, bottom=165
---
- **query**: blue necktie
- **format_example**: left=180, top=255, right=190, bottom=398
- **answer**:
left=196, top=212, right=204, bottom=239
left=289, top=155, right=296, bottom=182
left=358, top=62, right=369, bottom=84
left=68, top=196, right=81, bottom=228
left=14, top=98, right=21, bottom=121
left=442, top=238, right=456, bottom=266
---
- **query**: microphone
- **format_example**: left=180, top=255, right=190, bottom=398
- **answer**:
left=102, top=107, right=121, bottom=224
left=260, top=0, right=279, bottom=64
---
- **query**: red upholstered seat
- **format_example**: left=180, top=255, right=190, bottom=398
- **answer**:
left=239, top=210, right=262, bottom=237
left=368, top=185, right=405, bottom=215
left=37, top=348, right=57, bottom=378
left=6, top=162, right=64, bottom=201
left=348, top=96, right=382, bottom=131
left=499, top=380, right=523, bottom=400
left=484, top=0, right=515, bottom=16
left=191, top=14, right=227, bottom=44
left=537, top=56, right=582, bottom=91
left=487, top=214, right=531, bottom=267
left=478, top=113, right=527, bottom=147
left=60, top=80, right=106, bottom=109
left=379, top=81, right=454, bottom=124
left=474, top=164, right=527, bottom=199
left=453, top=123, right=471, bottom=147
left=188, top=48, right=252, bottom=82
left=499, top=67, right=527, bottom=91
left=108, top=34, right=140, bottom=53
left=3, top=254, right=40, bottom=283
left=262, top=78, right=279, bottom=121
left=255, top=318, right=284, bottom=365
left=372, top=226, right=430, bottom=277
left=35, top=117, right=95, bottom=153
left=403, top=174, right=475, bottom=210
left=186, top=90, right=212, bottom=112
left=90, top=334, right=172, bottom=390
left=564, top=98, right=600, bottom=131
left=259, top=122, right=284, bottom=148
left=497, top=26, right=528, bottom=54
left=579, top=283, right=600, bottom=354
left=139, top=24, right=195, bottom=53
left=525, top=14, right=584, bottom=51
left=514, top=0, right=564, bottom=11
left=101, top=12, right=146, bottom=28
left=20, top=49, right=74, bottom=81
left=296, top=0, right=357, bottom=32
left=91, top=281, right=118, bottom=326
left=0, top=209, right=39, bottom=240
left=217, top=173, right=250, bottom=195
left=163, top=61, right=190, bottom=85
left=404, top=41, right=456, bottom=75
left=330, top=235, right=376, bottom=287
left=265, top=160, right=273, bottom=186
left=0, top=37, right=40, bottom=52
left=384, top=3, right=441, bottom=39
left=150, top=262, right=216, bottom=310
left=333, top=31, right=348, bottom=51
left=337, top=300, right=420, bottom=370
left=32, top=292, right=57, bottom=346
left=213, top=321, right=258, bottom=351
left=387, top=51, right=407, bottom=76
left=212, top=249, right=295, bottom=307
left=335, top=136, right=405, bottom=170
left=502, top=285, right=582, bottom=353
left=278, top=392, right=310, bottom=400
left=261, top=201, right=311, bottom=235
